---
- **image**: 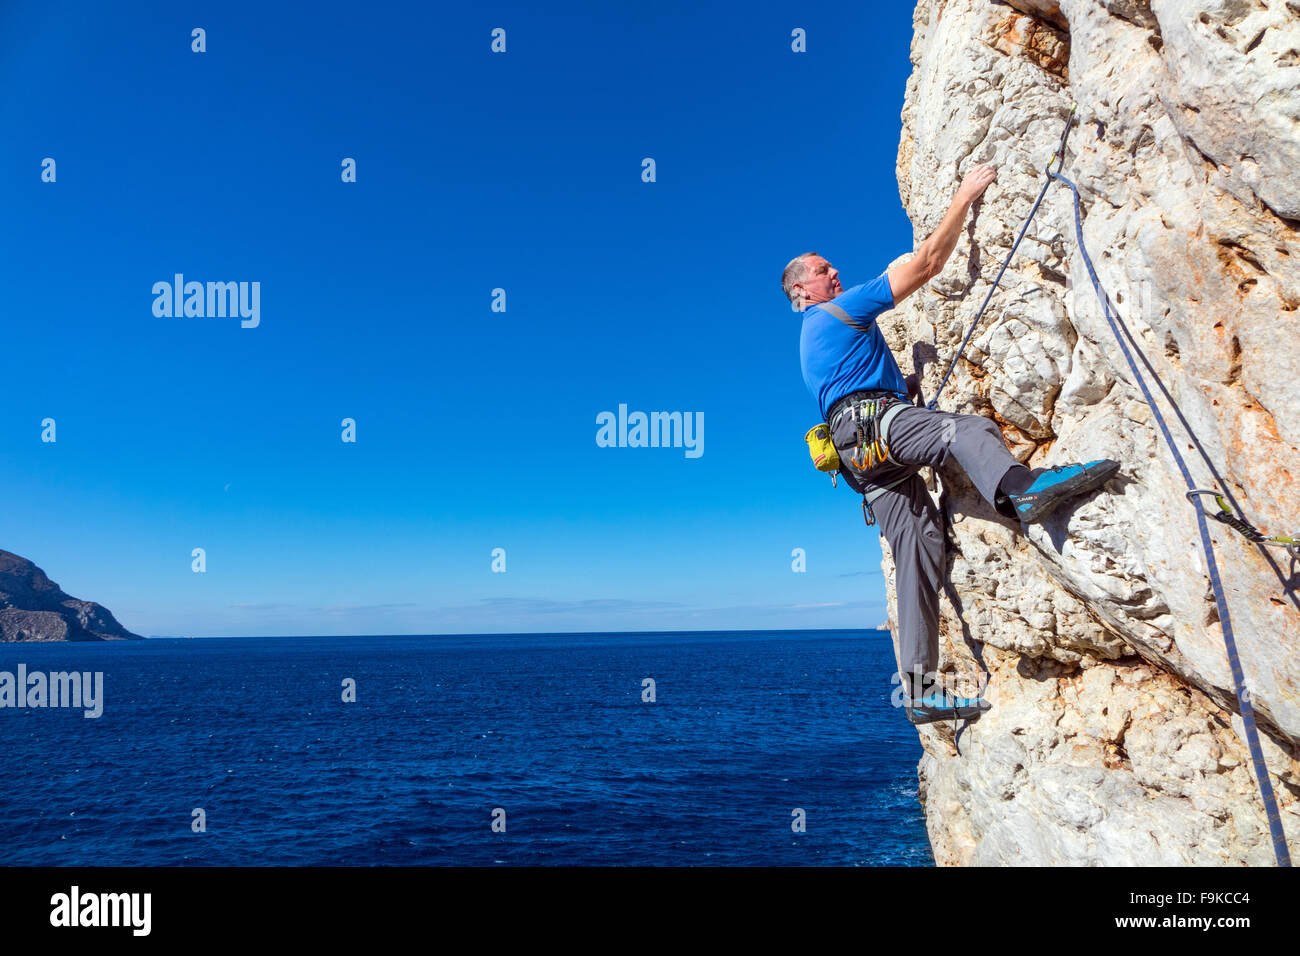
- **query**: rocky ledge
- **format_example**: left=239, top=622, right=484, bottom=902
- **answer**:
left=887, top=0, right=1300, bottom=864
left=0, top=550, right=142, bottom=642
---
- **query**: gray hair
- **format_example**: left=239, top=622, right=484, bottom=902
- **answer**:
left=782, top=251, right=818, bottom=306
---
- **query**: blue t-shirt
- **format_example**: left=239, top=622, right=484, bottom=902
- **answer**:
left=799, top=272, right=908, bottom=419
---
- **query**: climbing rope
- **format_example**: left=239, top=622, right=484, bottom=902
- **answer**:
left=1049, top=167, right=1293, bottom=867
left=927, top=107, right=1078, bottom=410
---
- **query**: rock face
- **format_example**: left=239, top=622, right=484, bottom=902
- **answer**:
left=889, top=0, right=1300, bottom=864
left=0, top=550, right=142, bottom=642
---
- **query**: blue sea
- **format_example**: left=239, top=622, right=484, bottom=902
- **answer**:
left=0, top=629, right=931, bottom=866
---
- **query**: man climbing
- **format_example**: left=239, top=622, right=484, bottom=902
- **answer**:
left=784, top=163, right=1120, bottom=726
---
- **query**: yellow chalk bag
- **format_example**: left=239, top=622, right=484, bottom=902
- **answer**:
left=804, top=423, right=840, bottom=473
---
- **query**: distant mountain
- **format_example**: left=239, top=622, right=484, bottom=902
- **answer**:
left=0, top=550, right=142, bottom=641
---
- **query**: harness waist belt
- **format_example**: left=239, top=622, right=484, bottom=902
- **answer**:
left=827, top=389, right=902, bottom=428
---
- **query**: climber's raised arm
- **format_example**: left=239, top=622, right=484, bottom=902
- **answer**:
left=887, top=163, right=998, bottom=307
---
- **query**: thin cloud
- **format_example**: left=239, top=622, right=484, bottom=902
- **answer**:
left=461, top=597, right=686, bottom=615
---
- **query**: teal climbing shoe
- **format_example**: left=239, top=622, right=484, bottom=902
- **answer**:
left=1008, top=459, right=1120, bottom=523
left=905, top=694, right=992, bottom=725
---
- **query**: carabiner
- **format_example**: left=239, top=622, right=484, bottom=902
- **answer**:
left=1186, top=489, right=1230, bottom=512
left=1187, top=489, right=1297, bottom=553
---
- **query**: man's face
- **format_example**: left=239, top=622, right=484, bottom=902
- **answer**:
left=798, top=255, right=842, bottom=307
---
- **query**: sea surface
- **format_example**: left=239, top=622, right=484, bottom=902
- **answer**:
left=0, top=629, right=931, bottom=866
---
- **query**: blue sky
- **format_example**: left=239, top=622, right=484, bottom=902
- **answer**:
left=1, top=1, right=919, bottom=636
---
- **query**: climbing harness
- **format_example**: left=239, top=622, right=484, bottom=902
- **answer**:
left=828, top=391, right=912, bottom=526
left=1045, top=160, right=1293, bottom=867
left=1186, top=490, right=1300, bottom=560
left=928, top=106, right=1078, bottom=411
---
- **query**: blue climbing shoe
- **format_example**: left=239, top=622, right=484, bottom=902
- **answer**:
left=1007, top=459, right=1121, bottom=524
left=905, top=694, right=992, bottom=725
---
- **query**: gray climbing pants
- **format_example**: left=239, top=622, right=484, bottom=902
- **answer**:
left=830, top=403, right=1031, bottom=686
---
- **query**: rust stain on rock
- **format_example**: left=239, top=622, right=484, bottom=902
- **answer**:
left=988, top=12, right=1070, bottom=81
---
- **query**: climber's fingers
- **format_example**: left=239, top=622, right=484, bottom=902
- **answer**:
left=958, top=163, right=997, bottom=203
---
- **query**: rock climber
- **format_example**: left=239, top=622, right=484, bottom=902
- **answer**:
left=783, top=162, right=1120, bottom=726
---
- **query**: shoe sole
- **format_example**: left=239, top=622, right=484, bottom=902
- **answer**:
left=906, top=704, right=991, bottom=725
left=1017, top=460, right=1121, bottom=524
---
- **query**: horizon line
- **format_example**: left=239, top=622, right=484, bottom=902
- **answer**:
left=136, top=625, right=892, bottom=640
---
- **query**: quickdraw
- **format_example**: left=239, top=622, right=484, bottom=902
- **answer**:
left=848, top=398, right=894, bottom=472
left=1186, top=490, right=1300, bottom=560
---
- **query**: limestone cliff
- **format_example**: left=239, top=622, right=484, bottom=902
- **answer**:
left=0, top=550, right=142, bottom=641
left=887, top=0, right=1300, bottom=864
